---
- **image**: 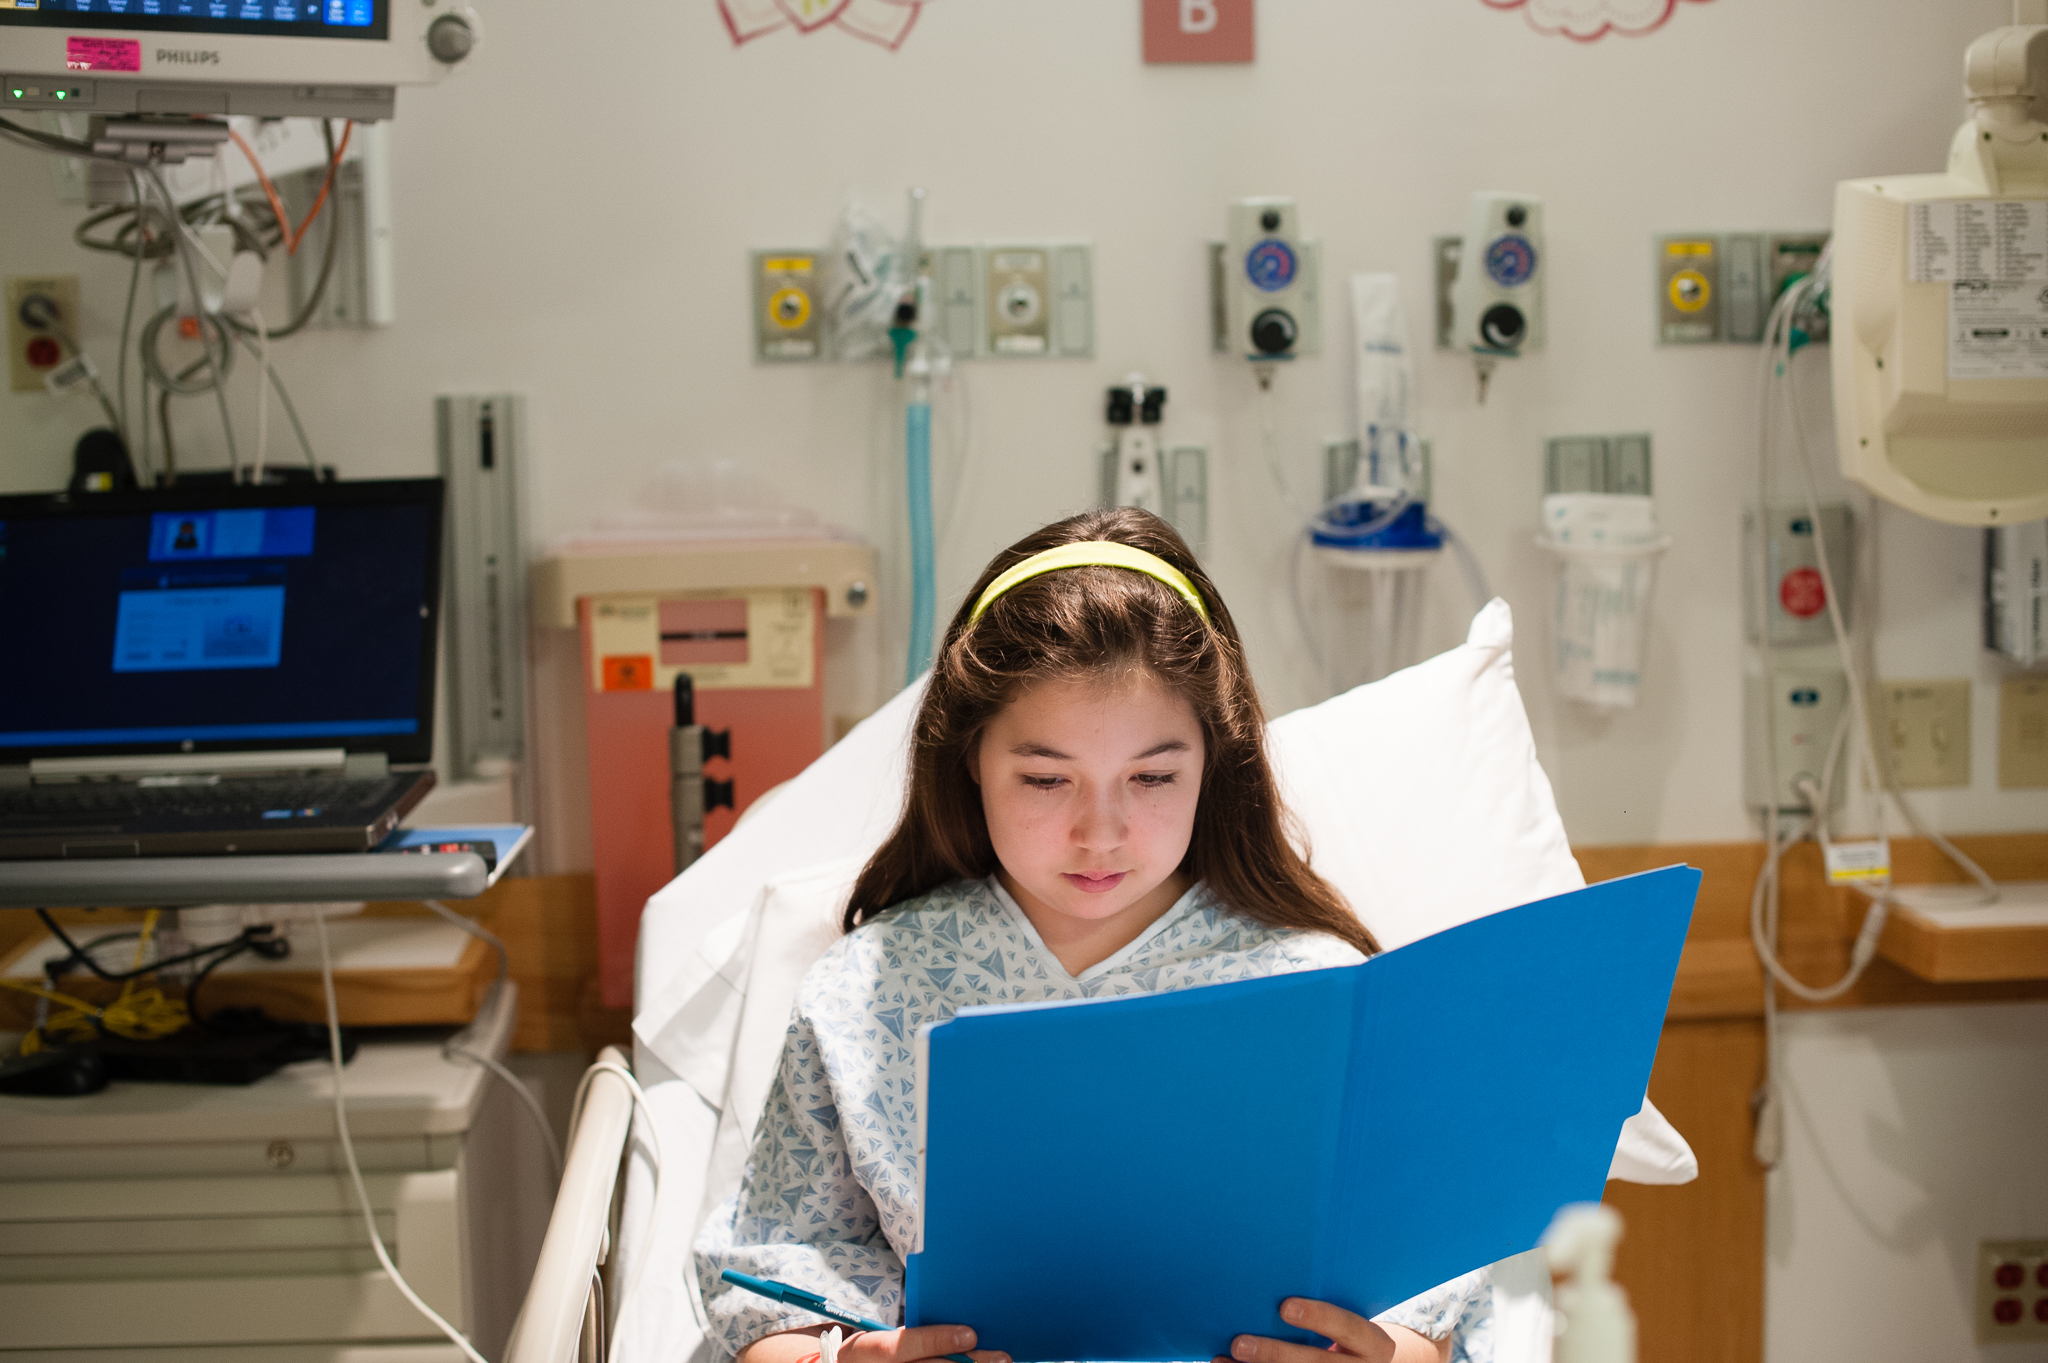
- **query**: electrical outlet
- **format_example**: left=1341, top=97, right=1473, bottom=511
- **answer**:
left=1975, top=1239, right=2048, bottom=1344
left=2002, top=676, right=2048, bottom=788
left=1878, top=679, right=1973, bottom=789
left=6, top=273, right=81, bottom=393
left=1744, top=666, right=1850, bottom=810
left=1657, top=237, right=1720, bottom=343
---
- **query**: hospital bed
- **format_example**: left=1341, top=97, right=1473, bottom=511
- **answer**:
left=505, top=602, right=1699, bottom=1363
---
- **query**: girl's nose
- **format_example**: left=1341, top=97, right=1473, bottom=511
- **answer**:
left=1070, top=783, right=1128, bottom=850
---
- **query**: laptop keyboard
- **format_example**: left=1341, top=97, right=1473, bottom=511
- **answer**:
left=0, top=777, right=395, bottom=824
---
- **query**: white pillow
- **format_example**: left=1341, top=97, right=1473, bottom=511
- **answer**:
left=1270, top=600, right=1696, bottom=1185
left=633, top=599, right=1695, bottom=1186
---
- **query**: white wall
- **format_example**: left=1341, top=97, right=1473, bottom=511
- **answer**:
left=2, top=0, right=2044, bottom=848
left=1770, top=1002, right=2048, bottom=1362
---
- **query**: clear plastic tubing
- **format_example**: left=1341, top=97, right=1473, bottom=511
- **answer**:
left=905, top=370, right=936, bottom=684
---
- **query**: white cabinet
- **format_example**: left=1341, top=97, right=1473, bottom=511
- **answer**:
left=0, top=998, right=548, bottom=1362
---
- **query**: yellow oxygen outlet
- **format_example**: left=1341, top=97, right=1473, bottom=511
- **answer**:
left=1668, top=268, right=1711, bottom=313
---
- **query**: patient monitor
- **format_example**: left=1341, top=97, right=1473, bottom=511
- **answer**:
left=0, top=0, right=479, bottom=122
left=1830, top=21, right=2048, bottom=526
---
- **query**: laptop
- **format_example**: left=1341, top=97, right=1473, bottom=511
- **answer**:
left=0, top=479, right=446, bottom=859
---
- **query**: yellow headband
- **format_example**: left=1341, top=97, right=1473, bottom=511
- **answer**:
left=967, top=541, right=1211, bottom=626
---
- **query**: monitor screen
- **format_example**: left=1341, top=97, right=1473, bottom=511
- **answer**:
left=0, top=0, right=387, bottom=43
left=0, top=479, right=442, bottom=763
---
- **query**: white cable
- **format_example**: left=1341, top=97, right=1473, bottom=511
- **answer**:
left=1781, top=309, right=1999, bottom=905
left=250, top=308, right=268, bottom=484
left=313, top=912, right=491, bottom=1363
left=144, top=165, right=240, bottom=477
left=567, top=1058, right=670, bottom=1343
left=417, top=899, right=565, bottom=1179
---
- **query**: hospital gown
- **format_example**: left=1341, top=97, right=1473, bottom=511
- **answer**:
left=694, top=875, right=1492, bottom=1359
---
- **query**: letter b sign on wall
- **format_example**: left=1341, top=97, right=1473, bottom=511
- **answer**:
left=1142, top=0, right=1254, bottom=63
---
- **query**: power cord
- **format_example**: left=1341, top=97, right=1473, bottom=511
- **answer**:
left=1746, top=270, right=2001, bottom=1168
left=313, top=911, right=492, bottom=1363
left=421, top=898, right=565, bottom=1178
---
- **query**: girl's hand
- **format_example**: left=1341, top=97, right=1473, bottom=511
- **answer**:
left=1218, top=1297, right=1450, bottom=1363
left=740, top=1324, right=1008, bottom=1363
left=845, top=1325, right=1008, bottom=1363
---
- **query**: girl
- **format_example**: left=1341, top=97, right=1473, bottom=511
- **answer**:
left=695, top=509, right=1490, bottom=1363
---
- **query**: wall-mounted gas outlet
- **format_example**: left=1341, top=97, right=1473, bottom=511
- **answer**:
left=754, top=242, right=1090, bottom=363
left=752, top=250, right=822, bottom=362
left=1745, top=666, right=1850, bottom=810
left=6, top=273, right=80, bottom=393
left=1975, top=1239, right=2048, bottom=1344
left=986, top=246, right=1051, bottom=355
left=2002, top=676, right=2048, bottom=788
left=1653, top=231, right=1827, bottom=345
left=1658, top=237, right=1720, bottom=343
left=1878, top=678, right=1973, bottom=789
left=1768, top=232, right=1830, bottom=343
left=983, top=243, right=1093, bottom=359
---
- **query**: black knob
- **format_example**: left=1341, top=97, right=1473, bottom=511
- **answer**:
left=1259, top=208, right=1282, bottom=231
left=1139, top=385, right=1167, bottom=424
left=1480, top=303, right=1526, bottom=349
left=702, top=728, right=732, bottom=762
left=704, top=778, right=736, bottom=813
left=426, top=12, right=474, bottom=63
left=1505, top=204, right=1527, bottom=228
left=673, top=673, right=694, bottom=727
left=1106, top=387, right=1135, bottom=425
left=1250, top=308, right=1297, bottom=355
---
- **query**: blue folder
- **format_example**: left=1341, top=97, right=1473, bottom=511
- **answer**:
left=905, top=865, right=1699, bottom=1363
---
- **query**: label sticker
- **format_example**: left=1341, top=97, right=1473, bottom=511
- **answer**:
left=601, top=654, right=654, bottom=691
left=1243, top=239, right=1297, bottom=292
left=1824, top=839, right=1891, bottom=886
left=1909, top=200, right=2048, bottom=284
left=1948, top=280, right=2048, bottom=380
left=1485, top=234, right=1538, bottom=287
left=66, top=36, right=141, bottom=72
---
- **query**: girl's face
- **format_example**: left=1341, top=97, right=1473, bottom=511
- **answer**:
left=970, top=671, right=1205, bottom=961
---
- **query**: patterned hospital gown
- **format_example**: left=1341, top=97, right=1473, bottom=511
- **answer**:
left=694, top=876, right=1492, bottom=1360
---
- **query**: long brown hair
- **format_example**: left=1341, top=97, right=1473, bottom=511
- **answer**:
left=844, top=508, right=1378, bottom=956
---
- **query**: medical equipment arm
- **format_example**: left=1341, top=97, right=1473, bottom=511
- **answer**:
left=503, top=1046, right=637, bottom=1363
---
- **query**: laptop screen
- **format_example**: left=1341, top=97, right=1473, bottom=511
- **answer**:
left=0, top=479, right=443, bottom=764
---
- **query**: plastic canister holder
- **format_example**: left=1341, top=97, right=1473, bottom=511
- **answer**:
left=1536, top=494, right=1671, bottom=710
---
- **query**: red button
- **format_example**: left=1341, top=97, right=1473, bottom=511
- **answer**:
left=1779, top=566, right=1827, bottom=619
left=2037, top=1262, right=2048, bottom=1289
left=25, top=335, right=60, bottom=368
left=1996, top=1263, right=2025, bottom=1290
left=1993, top=1298, right=2023, bottom=1325
left=2036, top=1297, right=2048, bottom=1324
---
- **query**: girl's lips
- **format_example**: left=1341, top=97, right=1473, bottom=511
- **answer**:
left=1063, top=871, right=1127, bottom=893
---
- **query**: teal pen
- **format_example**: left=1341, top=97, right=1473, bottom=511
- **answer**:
left=719, top=1270, right=979, bottom=1363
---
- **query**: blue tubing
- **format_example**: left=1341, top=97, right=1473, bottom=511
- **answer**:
left=905, top=399, right=936, bottom=683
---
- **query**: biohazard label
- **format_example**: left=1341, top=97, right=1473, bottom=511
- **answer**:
left=66, top=36, right=140, bottom=72
left=1948, top=279, right=2048, bottom=381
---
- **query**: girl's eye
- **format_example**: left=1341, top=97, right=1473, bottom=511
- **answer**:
left=1020, top=774, right=1066, bottom=790
left=1133, top=772, right=1177, bottom=788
